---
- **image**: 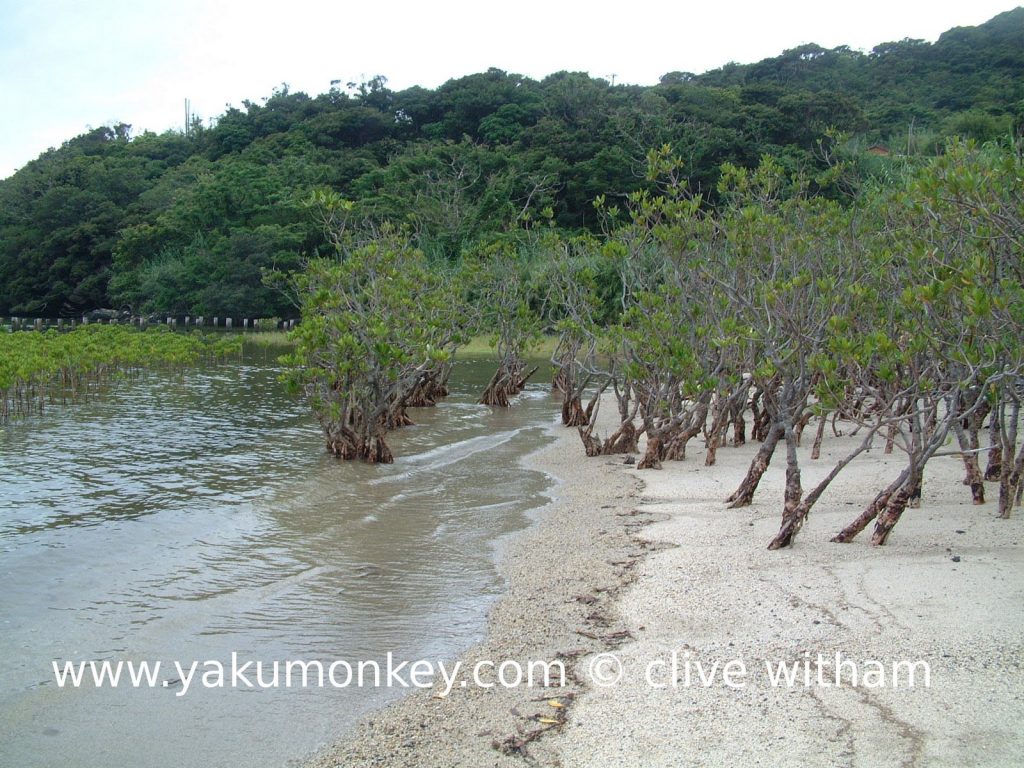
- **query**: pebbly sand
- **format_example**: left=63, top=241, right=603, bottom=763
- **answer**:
left=306, top=399, right=1024, bottom=767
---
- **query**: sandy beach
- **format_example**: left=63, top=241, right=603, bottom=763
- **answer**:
left=307, top=401, right=1024, bottom=767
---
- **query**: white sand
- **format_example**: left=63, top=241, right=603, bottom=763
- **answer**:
left=554, top=418, right=1024, bottom=767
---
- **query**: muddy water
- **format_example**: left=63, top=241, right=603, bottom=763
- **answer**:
left=0, top=351, right=557, bottom=768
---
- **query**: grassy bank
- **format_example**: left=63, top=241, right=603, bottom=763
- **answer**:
left=252, top=330, right=559, bottom=361
left=455, top=334, right=558, bottom=359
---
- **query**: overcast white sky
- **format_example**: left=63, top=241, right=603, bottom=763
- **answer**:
left=0, top=0, right=1019, bottom=178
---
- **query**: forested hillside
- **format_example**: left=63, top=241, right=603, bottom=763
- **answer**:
left=1, top=8, right=1021, bottom=318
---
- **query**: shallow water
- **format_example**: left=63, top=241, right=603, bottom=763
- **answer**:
left=0, top=350, right=556, bottom=768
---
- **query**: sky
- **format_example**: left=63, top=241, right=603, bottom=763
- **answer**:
left=0, top=0, right=1019, bottom=178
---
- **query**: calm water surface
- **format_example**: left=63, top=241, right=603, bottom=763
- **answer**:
left=0, top=349, right=556, bottom=768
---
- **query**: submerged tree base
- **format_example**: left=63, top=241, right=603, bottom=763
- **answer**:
left=480, top=360, right=537, bottom=407
left=327, top=435, right=395, bottom=464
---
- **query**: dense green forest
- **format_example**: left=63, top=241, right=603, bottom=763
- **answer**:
left=1, top=8, right=1021, bottom=318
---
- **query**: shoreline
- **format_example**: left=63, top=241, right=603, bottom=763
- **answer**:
left=307, top=399, right=1024, bottom=767
left=305, top=410, right=652, bottom=767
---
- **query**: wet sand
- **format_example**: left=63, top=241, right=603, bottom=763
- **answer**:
left=307, top=403, right=1024, bottom=767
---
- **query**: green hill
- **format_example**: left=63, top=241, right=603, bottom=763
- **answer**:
left=1, top=8, right=1021, bottom=317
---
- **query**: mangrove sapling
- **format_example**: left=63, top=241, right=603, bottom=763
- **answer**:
left=767, top=416, right=884, bottom=549
left=749, top=387, right=773, bottom=443
left=704, top=375, right=752, bottom=466
left=616, top=280, right=720, bottom=470
left=659, top=390, right=714, bottom=462
left=992, top=382, right=1024, bottom=518
left=284, top=228, right=470, bottom=463
left=475, top=244, right=541, bottom=407
left=870, top=396, right=968, bottom=545
left=601, top=376, right=642, bottom=454
left=712, top=197, right=852, bottom=508
left=544, top=236, right=606, bottom=427
left=575, top=331, right=642, bottom=456
left=985, top=414, right=1003, bottom=480
left=768, top=359, right=919, bottom=549
left=764, top=212, right=905, bottom=548
left=950, top=388, right=988, bottom=505
left=575, top=377, right=613, bottom=457
left=810, top=412, right=828, bottom=459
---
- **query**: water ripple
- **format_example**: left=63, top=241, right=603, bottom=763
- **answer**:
left=0, top=354, right=557, bottom=768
